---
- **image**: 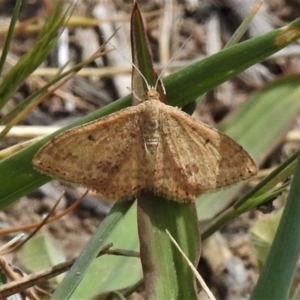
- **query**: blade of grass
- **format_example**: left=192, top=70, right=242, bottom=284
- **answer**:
left=0, top=0, right=22, bottom=76
left=137, top=193, right=200, bottom=300
left=225, top=0, right=263, bottom=48
left=0, top=1, right=70, bottom=111
left=18, top=232, right=66, bottom=285
left=51, top=201, right=133, bottom=300
left=71, top=203, right=141, bottom=298
left=164, top=17, right=300, bottom=108
left=0, top=49, right=107, bottom=139
left=131, top=3, right=200, bottom=299
left=250, top=151, right=300, bottom=299
left=130, top=4, right=166, bottom=104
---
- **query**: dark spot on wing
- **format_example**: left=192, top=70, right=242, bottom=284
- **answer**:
left=88, top=135, right=95, bottom=141
left=130, top=132, right=137, bottom=138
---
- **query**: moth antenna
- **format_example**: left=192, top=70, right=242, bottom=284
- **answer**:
left=156, top=78, right=166, bottom=94
left=126, top=87, right=143, bottom=103
left=105, top=40, right=151, bottom=91
left=154, top=35, right=193, bottom=91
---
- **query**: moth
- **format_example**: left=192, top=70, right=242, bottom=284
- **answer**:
left=33, top=86, right=257, bottom=202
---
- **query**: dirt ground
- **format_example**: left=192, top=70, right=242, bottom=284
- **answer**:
left=1, top=0, right=300, bottom=299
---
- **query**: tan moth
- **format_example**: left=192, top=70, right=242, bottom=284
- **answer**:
left=33, top=80, right=257, bottom=202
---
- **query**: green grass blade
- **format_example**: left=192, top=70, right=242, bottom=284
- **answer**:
left=225, top=0, right=263, bottom=48
left=130, top=3, right=159, bottom=101
left=51, top=201, right=133, bottom=300
left=0, top=2, right=68, bottom=112
left=164, top=17, right=300, bottom=107
left=250, top=151, right=300, bottom=300
left=0, top=50, right=106, bottom=139
left=131, top=4, right=200, bottom=299
left=70, top=203, right=141, bottom=299
left=137, top=194, right=200, bottom=299
left=0, top=0, right=22, bottom=76
left=201, top=154, right=296, bottom=240
left=18, top=232, right=66, bottom=285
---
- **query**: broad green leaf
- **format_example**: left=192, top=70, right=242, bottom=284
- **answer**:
left=250, top=208, right=282, bottom=268
left=51, top=201, right=133, bottom=300
left=70, top=203, right=140, bottom=299
left=18, top=232, right=66, bottom=285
